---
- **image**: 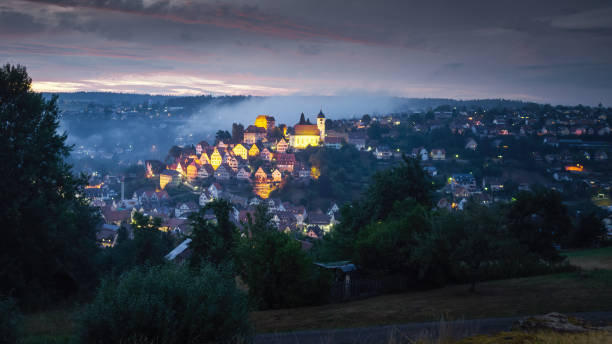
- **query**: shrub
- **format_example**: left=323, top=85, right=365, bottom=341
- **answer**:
left=78, top=264, right=250, bottom=344
left=0, top=296, right=21, bottom=344
left=237, top=230, right=331, bottom=310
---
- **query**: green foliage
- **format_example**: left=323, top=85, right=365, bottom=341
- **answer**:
left=366, top=121, right=388, bottom=140
left=267, top=127, right=284, bottom=141
left=272, top=145, right=377, bottom=207
left=354, top=201, right=428, bottom=274
left=236, top=204, right=330, bottom=309
left=188, top=199, right=238, bottom=268
left=409, top=214, right=457, bottom=287
left=0, top=296, right=21, bottom=344
left=0, top=64, right=100, bottom=307
left=317, top=156, right=433, bottom=261
left=450, top=202, right=506, bottom=291
left=366, top=156, right=433, bottom=219
left=97, top=213, right=175, bottom=276
left=78, top=264, right=251, bottom=344
left=569, top=212, right=606, bottom=248
left=215, top=130, right=231, bottom=144
left=317, top=159, right=576, bottom=291
left=507, top=188, right=572, bottom=261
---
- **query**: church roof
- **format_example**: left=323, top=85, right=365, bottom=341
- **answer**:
left=293, top=124, right=320, bottom=136
left=317, top=110, right=325, bottom=119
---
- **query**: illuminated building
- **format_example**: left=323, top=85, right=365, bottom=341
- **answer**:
left=275, top=153, right=296, bottom=172
left=253, top=167, right=274, bottom=198
left=232, top=143, right=248, bottom=160
left=254, top=167, right=268, bottom=181
left=310, top=166, right=320, bottom=179
left=248, top=144, right=260, bottom=157
left=145, top=162, right=155, bottom=178
left=260, top=148, right=273, bottom=161
left=186, top=162, right=198, bottom=180
left=565, top=164, right=584, bottom=172
left=199, top=152, right=210, bottom=165
left=290, top=124, right=320, bottom=149
left=272, top=169, right=282, bottom=182
left=253, top=181, right=273, bottom=199
left=210, top=148, right=222, bottom=170
left=276, top=138, right=289, bottom=153
left=244, top=125, right=267, bottom=144
left=316, top=110, right=326, bottom=142
left=254, top=115, right=276, bottom=130
left=289, top=111, right=326, bottom=149
left=159, top=170, right=180, bottom=189
left=85, top=182, right=104, bottom=189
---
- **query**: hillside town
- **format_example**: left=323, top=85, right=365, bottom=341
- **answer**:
left=84, top=104, right=612, bottom=248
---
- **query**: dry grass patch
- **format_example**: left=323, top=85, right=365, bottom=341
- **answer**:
left=455, top=330, right=612, bottom=344
left=252, top=271, right=612, bottom=333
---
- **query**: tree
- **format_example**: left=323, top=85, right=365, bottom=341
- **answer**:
left=130, top=212, right=174, bottom=267
left=361, top=114, right=371, bottom=125
left=354, top=201, right=428, bottom=275
left=569, top=212, right=606, bottom=248
left=79, top=264, right=251, bottom=344
left=215, top=130, right=231, bottom=143
left=0, top=64, right=99, bottom=307
left=268, top=127, right=284, bottom=141
left=299, top=112, right=306, bottom=124
left=452, top=202, right=503, bottom=292
left=231, top=123, right=244, bottom=143
left=367, top=121, right=387, bottom=140
left=316, top=156, right=433, bottom=262
left=366, top=156, right=433, bottom=220
left=236, top=204, right=330, bottom=309
left=188, top=199, right=238, bottom=268
left=507, top=189, right=572, bottom=261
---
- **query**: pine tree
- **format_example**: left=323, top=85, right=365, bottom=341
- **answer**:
left=0, top=64, right=99, bottom=306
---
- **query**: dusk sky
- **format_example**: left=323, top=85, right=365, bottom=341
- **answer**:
left=2, top=0, right=612, bottom=105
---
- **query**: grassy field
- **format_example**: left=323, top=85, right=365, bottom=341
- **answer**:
left=21, top=308, right=79, bottom=344
left=22, top=247, right=612, bottom=340
left=564, top=246, right=612, bottom=270
left=251, top=269, right=612, bottom=333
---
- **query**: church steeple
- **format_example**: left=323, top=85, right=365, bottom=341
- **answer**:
left=316, top=109, right=326, bottom=142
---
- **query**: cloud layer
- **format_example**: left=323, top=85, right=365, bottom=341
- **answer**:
left=2, top=0, right=612, bottom=104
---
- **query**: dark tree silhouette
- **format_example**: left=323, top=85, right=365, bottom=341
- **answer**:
left=0, top=64, right=99, bottom=306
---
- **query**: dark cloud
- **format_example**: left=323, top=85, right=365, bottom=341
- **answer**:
left=2, top=0, right=612, bottom=104
left=0, top=10, right=46, bottom=35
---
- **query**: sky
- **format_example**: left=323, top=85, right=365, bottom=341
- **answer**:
left=2, top=0, right=612, bottom=105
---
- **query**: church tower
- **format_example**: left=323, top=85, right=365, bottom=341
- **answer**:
left=316, top=109, right=326, bottom=142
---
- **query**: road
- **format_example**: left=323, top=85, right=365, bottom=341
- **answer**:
left=254, top=311, right=612, bottom=344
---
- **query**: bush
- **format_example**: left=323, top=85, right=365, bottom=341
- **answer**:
left=237, top=230, right=331, bottom=310
left=0, top=297, right=21, bottom=344
left=78, top=264, right=251, bottom=344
